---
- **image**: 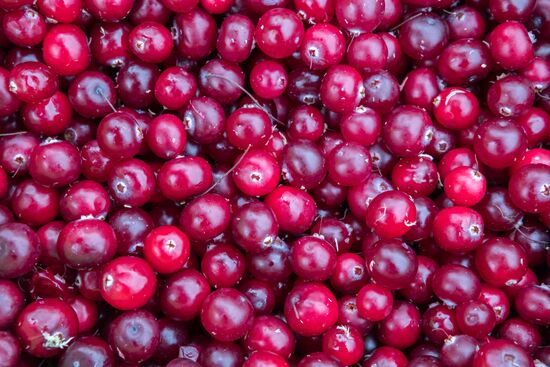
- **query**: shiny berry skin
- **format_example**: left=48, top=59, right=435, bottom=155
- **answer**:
left=101, top=256, right=157, bottom=310
left=173, top=8, right=217, bottom=60
left=144, top=226, right=190, bottom=274
left=391, top=156, right=438, bottom=197
left=265, top=186, right=316, bottom=234
left=57, top=219, right=117, bottom=270
left=129, top=21, right=173, bottom=63
left=432, top=264, right=481, bottom=306
left=10, top=180, right=59, bottom=227
left=232, top=201, right=278, bottom=254
left=432, top=206, right=484, bottom=253
left=158, top=156, right=213, bottom=202
left=514, top=285, right=550, bottom=326
left=108, top=159, right=156, bottom=207
left=335, top=0, right=383, bottom=34
left=2, top=8, right=46, bottom=47
left=444, top=167, right=486, bottom=206
left=340, top=106, right=381, bottom=147
left=320, top=65, right=363, bottom=113
left=250, top=60, right=288, bottom=99
left=475, top=237, right=528, bottom=287
left=383, top=105, right=433, bottom=157
left=365, top=239, right=418, bottom=290
left=255, top=8, right=304, bottom=59
left=487, top=21, right=534, bottom=71
left=225, top=107, right=272, bottom=149
left=21, top=91, right=74, bottom=136
left=243, top=315, right=295, bottom=358
left=201, top=244, right=245, bottom=288
left=160, top=269, right=210, bottom=321
left=455, top=300, right=496, bottom=339
left=8, top=62, right=57, bottom=104
left=473, top=339, right=534, bottom=367
left=108, top=310, right=160, bottom=363
left=290, top=236, right=337, bottom=281
left=217, top=14, right=255, bottom=63
left=97, top=111, right=144, bottom=160
left=327, top=142, right=371, bottom=187
left=321, top=325, right=363, bottom=365
left=357, top=283, right=393, bottom=321
left=179, top=193, right=231, bottom=242
left=154, top=67, right=197, bottom=111
left=199, top=59, right=244, bottom=105
left=399, top=12, right=449, bottom=61
left=42, top=24, right=91, bottom=76
left=284, top=282, right=338, bottom=336
left=28, top=141, right=81, bottom=188
left=436, top=39, right=491, bottom=85
left=0, top=280, right=24, bottom=329
left=37, top=0, right=82, bottom=23
left=80, top=140, right=113, bottom=183
left=85, top=0, right=133, bottom=21
left=0, top=68, right=21, bottom=117
left=433, top=87, right=480, bottom=130
left=0, top=223, right=40, bottom=279
left=281, top=140, right=326, bottom=189
left=487, top=76, right=534, bottom=119
left=366, top=190, right=416, bottom=239
left=200, top=288, right=254, bottom=342
left=508, top=164, right=550, bottom=213
left=300, top=23, right=345, bottom=70
left=15, top=299, right=78, bottom=358
left=377, top=301, right=422, bottom=349
left=59, top=336, right=114, bottom=367
left=145, top=114, right=186, bottom=159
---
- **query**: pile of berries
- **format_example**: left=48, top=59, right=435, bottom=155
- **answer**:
left=0, top=0, right=549, bottom=365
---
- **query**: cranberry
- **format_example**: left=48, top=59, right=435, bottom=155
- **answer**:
left=42, top=24, right=91, bottom=76
left=57, top=219, right=117, bottom=270
left=0, top=68, right=22, bottom=117
left=436, top=39, right=491, bottom=85
left=498, top=318, right=541, bottom=354
left=281, top=140, right=326, bottom=189
left=440, top=334, right=479, bottom=367
left=265, top=186, right=316, bottom=234
left=0, top=223, right=39, bottom=278
left=199, top=340, right=244, bottom=367
left=160, top=269, right=210, bottom=321
left=217, top=14, right=254, bottom=63
left=514, top=285, right=550, bottom=326
left=335, top=0, right=383, bottom=34
left=487, top=75, right=535, bottom=118
left=487, top=21, right=534, bottom=71
left=284, top=282, right=338, bottom=337
left=108, top=159, right=156, bottom=207
left=392, top=156, right=438, bottom=197
left=365, top=190, right=416, bottom=239
left=320, top=65, right=363, bottom=113
left=363, top=346, right=408, bottom=367
left=399, top=12, right=449, bottom=61
left=357, top=284, right=393, bottom=321
left=200, top=288, right=254, bottom=341
left=101, top=256, right=157, bottom=310
left=382, top=105, right=433, bottom=157
left=10, top=180, right=59, bottom=226
left=59, top=336, right=114, bottom=367
left=108, top=310, right=160, bottom=363
left=244, top=315, right=295, bottom=358
left=255, top=8, right=304, bottom=59
left=0, top=279, right=24, bottom=329
left=290, top=236, right=336, bottom=281
left=250, top=60, right=288, bottom=99
left=201, top=244, right=245, bottom=288
left=432, top=264, right=481, bottom=306
left=377, top=301, right=422, bottom=349
left=365, top=239, right=418, bottom=290
left=16, top=299, right=78, bottom=358
left=179, top=193, right=231, bottom=242
left=473, top=339, right=534, bottom=367
left=444, top=167, right=486, bottom=206
left=109, top=207, right=154, bottom=256
left=97, top=111, right=144, bottom=160
left=28, top=140, right=81, bottom=188
left=173, top=8, right=217, bottom=60
left=330, top=253, right=368, bottom=294
left=232, top=201, right=278, bottom=253
left=432, top=206, right=484, bottom=253
left=508, top=163, right=550, bottom=213
left=155, top=67, right=197, bottom=111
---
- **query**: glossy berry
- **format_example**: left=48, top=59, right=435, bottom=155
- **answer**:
left=101, top=256, right=157, bottom=310
left=200, top=288, right=254, bottom=341
left=255, top=8, right=304, bottom=59
left=444, top=167, right=486, bottom=206
left=144, top=225, right=190, bottom=274
left=366, top=190, right=416, bottom=239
